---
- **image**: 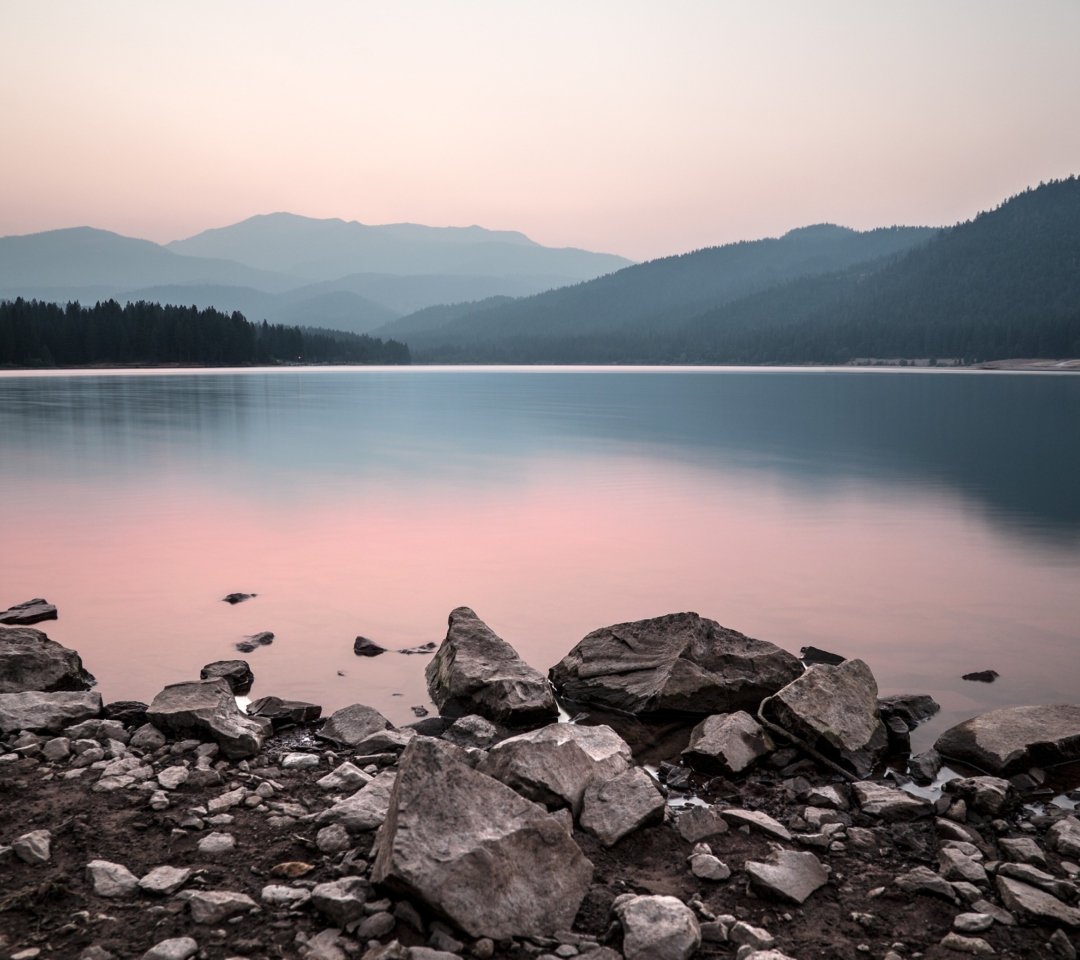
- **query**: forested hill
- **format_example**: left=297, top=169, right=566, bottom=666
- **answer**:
left=0, top=299, right=410, bottom=367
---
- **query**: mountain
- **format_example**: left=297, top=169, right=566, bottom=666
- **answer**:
left=166, top=212, right=631, bottom=282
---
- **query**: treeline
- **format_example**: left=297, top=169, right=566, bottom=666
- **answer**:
left=0, top=299, right=410, bottom=367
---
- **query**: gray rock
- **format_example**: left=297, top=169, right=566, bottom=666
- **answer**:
left=944, top=776, right=1015, bottom=817
left=729, top=922, right=775, bottom=950
left=939, top=848, right=988, bottom=885
left=744, top=848, right=828, bottom=904
left=614, top=895, right=701, bottom=960
left=311, top=876, right=370, bottom=925
left=853, top=782, right=933, bottom=821
left=357, top=911, right=396, bottom=939
left=1050, top=929, right=1077, bottom=959
left=970, top=899, right=1016, bottom=926
left=317, top=823, right=352, bottom=854
left=319, top=702, right=395, bottom=747
left=317, top=761, right=373, bottom=793
left=141, top=938, right=199, bottom=960
left=410, top=950, right=458, bottom=960
left=579, top=766, right=665, bottom=847
left=742, top=953, right=798, bottom=960
left=246, top=695, right=322, bottom=728
left=426, top=607, right=558, bottom=724
left=999, top=837, right=1047, bottom=868
left=0, top=690, right=102, bottom=734
left=196, top=832, right=236, bottom=857
left=675, top=805, right=730, bottom=843
left=41, top=736, right=71, bottom=761
left=315, top=769, right=399, bottom=833
left=935, top=704, right=1080, bottom=776
left=371, top=736, right=593, bottom=938
left=954, top=913, right=994, bottom=933
left=129, top=723, right=167, bottom=750
left=996, top=875, right=1080, bottom=927
left=442, top=714, right=499, bottom=748
left=997, top=862, right=1075, bottom=900
left=199, top=660, right=254, bottom=695
left=878, top=694, right=940, bottom=729
left=766, top=659, right=887, bottom=777
left=894, top=865, right=958, bottom=902
left=282, top=751, right=321, bottom=770
left=354, top=636, right=387, bottom=657
left=86, top=859, right=139, bottom=897
left=260, top=884, right=311, bottom=907
left=909, top=747, right=943, bottom=783
left=479, top=722, right=632, bottom=813
left=689, top=853, right=730, bottom=880
left=549, top=612, right=801, bottom=717
left=147, top=679, right=265, bottom=759
left=719, top=808, right=792, bottom=841
left=138, top=865, right=192, bottom=896
left=157, top=767, right=189, bottom=791
left=681, top=710, right=773, bottom=774
left=939, top=933, right=994, bottom=954
left=1048, top=817, right=1080, bottom=859
left=0, top=625, right=95, bottom=692
left=177, top=889, right=257, bottom=924
left=352, top=729, right=416, bottom=754
left=13, top=829, right=52, bottom=864
left=0, top=599, right=58, bottom=626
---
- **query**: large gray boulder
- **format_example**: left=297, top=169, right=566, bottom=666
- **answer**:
left=0, top=626, right=96, bottom=693
left=765, top=659, right=887, bottom=777
left=0, top=599, right=57, bottom=625
left=681, top=710, right=773, bottom=774
left=0, top=690, right=102, bottom=734
left=548, top=612, right=801, bottom=717
left=147, top=679, right=265, bottom=759
left=426, top=608, right=557, bottom=725
left=614, top=895, right=701, bottom=960
left=371, top=737, right=593, bottom=939
left=935, top=705, right=1080, bottom=775
left=478, top=722, right=632, bottom=813
left=319, top=702, right=395, bottom=747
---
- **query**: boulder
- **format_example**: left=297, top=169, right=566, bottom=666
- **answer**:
left=147, top=679, right=265, bottom=759
left=246, top=695, right=322, bottom=728
left=549, top=612, right=802, bottom=717
left=0, top=626, right=96, bottom=693
left=997, top=875, right=1080, bottom=927
left=681, top=710, right=773, bottom=774
left=579, top=766, right=666, bottom=846
left=425, top=607, right=557, bottom=724
left=745, top=848, right=828, bottom=904
left=765, top=659, right=887, bottom=777
left=0, top=690, right=102, bottom=734
left=853, top=782, right=933, bottom=821
left=319, top=702, right=394, bottom=747
left=86, top=859, right=139, bottom=897
left=614, top=895, right=701, bottom=960
left=316, top=770, right=399, bottom=833
left=996, top=863, right=1075, bottom=901
left=478, top=722, right=632, bottom=813
left=935, top=705, right=1080, bottom=775
left=0, top=598, right=57, bottom=625
left=199, top=660, right=254, bottom=695
left=371, top=736, right=593, bottom=938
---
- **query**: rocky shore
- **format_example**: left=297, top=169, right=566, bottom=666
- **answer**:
left=3, top=605, right=1080, bottom=960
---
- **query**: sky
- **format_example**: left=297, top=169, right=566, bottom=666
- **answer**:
left=1, top=1, right=1078, bottom=261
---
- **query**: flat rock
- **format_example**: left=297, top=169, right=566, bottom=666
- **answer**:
left=319, top=702, right=395, bottom=747
left=935, top=704, right=1080, bottom=775
left=675, top=805, right=730, bottom=843
left=311, top=877, right=370, bottom=925
left=895, top=865, right=959, bottom=902
left=139, top=865, right=192, bottom=896
left=579, top=766, right=665, bottom=847
left=681, top=710, right=773, bottom=774
left=0, top=599, right=58, bottom=626
left=147, top=679, right=265, bottom=758
left=178, top=889, right=257, bottom=924
left=999, top=836, right=1047, bottom=867
left=426, top=607, right=558, bottom=724
left=0, top=690, right=102, bottom=734
left=549, top=612, right=801, bottom=717
left=997, top=862, right=1076, bottom=900
left=199, top=660, right=254, bottom=694
left=371, top=736, right=593, bottom=939
left=954, top=912, right=994, bottom=933
left=614, top=895, right=701, bottom=960
left=997, top=875, right=1080, bottom=927
left=352, top=729, right=416, bottom=754
left=0, top=625, right=95, bottom=693
left=86, top=859, right=139, bottom=897
left=853, top=782, right=933, bottom=821
left=766, top=659, right=887, bottom=777
left=141, top=938, right=199, bottom=960
left=744, top=848, right=828, bottom=904
left=940, top=933, right=994, bottom=954
left=719, top=808, right=792, bottom=841
left=246, top=695, right=322, bottom=728
left=478, top=722, right=632, bottom=813
left=316, top=770, right=399, bottom=833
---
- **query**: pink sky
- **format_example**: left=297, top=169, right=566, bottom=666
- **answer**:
left=1, top=2, right=1078, bottom=260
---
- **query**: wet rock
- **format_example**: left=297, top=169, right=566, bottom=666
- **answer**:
left=681, top=710, right=773, bottom=775
left=0, top=598, right=58, bottom=625
left=675, top=805, right=730, bottom=843
left=614, top=895, right=701, bottom=960
left=371, top=736, right=593, bottom=939
left=311, top=877, right=370, bottom=925
left=935, top=704, right=1080, bottom=776
left=141, top=938, right=199, bottom=960
left=962, top=670, right=999, bottom=683
left=944, top=776, right=1015, bottom=817
left=550, top=612, right=801, bottom=717
left=1047, top=817, right=1080, bottom=859
left=426, top=607, right=558, bottom=725
left=316, top=770, right=399, bottom=833
left=909, top=748, right=943, bottom=783
left=102, top=700, right=149, bottom=727
left=138, top=865, right=192, bottom=896
left=799, top=645, right=845, bottom=666
left=0, top=690, right=102, bottom=734
left=354, top=637, right=387, bottom=657
left=719, top=808, right=792, bottom=841
left=766, top=659, right=887, bottom=777
left=222, top=593, right=255, bottom=604
left=199, top=660, right=254, bottom=695
left=940, top=933, right=994, bottom=954
left=318, top=761, right=373, bottom=793
left=319, top=702, right=395, bottom=747
left=442, top=714, right=500, bottom=748
left=247, top=695, right=322, bottom=728
left=86, top=859, right=139, bottom=897
left=147, top=679, right=265, bottom=759
left=853, top=782, right=933, bottom=821
left=478, top=722, right=632, bottom=813
left=744, top=848, right=828, bottom=904
left=894, top=866, right=959, bottom=902
left=579, top=766, right=665, bottom=846
left=878, top=694, right=941, bottom=729
left=0, top=625, right=96, bottom=693
left=997, top=876, right=1080, bottom=926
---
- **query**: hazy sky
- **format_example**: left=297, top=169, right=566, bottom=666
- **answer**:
left=2, top=2, right=1078, bottom=261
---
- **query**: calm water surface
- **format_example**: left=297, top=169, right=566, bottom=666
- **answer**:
left=1, top=367, right=1078, bottom=752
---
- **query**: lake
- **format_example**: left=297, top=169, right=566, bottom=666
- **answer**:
left=1, top=366, right=1078, bottom=754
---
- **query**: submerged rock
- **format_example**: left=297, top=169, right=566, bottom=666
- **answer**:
left=426, top=607, right=558, bottom=725
left=319, top=702, right=394, bottom=747
left=371, top=736, right=593, bottom=939
left=0, top=626, right=96, bottom=693
left=0, top=599, right=58, bottom=626
left=935, top=704, right=1080, bottom=775
left=199, top=660, right=254, bottom=695
left=0, top=690, right=102, bottom=734
left=681, top=710, right=773, bottom=774
left=246, top=696, right=322, bottom=728
left=962, top=670, right=999, bottom=683
left=222, top=593, right=255, bottom=604
left=549, top=612, right=802, bottom=717
left=147, top=679, right=265, bottom=759
left=354, top=636, right=387, bottom=657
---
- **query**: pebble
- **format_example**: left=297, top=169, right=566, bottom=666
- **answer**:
left=141, top=937, right=199, bottom=960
